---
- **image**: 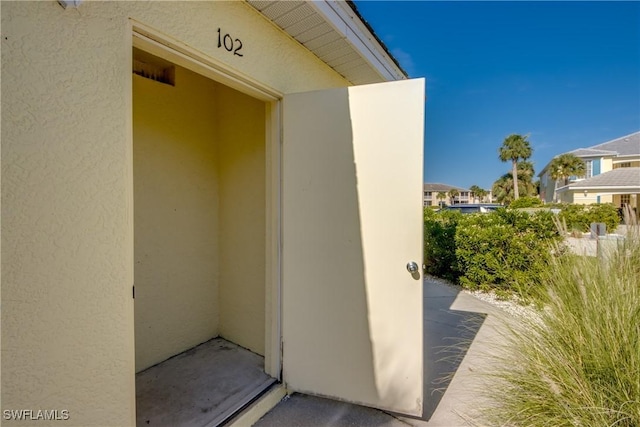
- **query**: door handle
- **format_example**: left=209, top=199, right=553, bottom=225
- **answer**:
left=406, top=261, right=419, bottom=274
left=406, top=261, right=420, bottom=280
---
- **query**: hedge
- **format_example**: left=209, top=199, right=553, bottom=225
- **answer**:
left=557, top=203, right=620, bottom=233
left=424, top=208, right=563, bottom=300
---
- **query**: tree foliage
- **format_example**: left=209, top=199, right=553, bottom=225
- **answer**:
left=493, top=161, right=537, bottom=204
left=448, top=188, right=459, bottom=205
left=469, top=185, right=482, bottom=203
left=498, top=134, right=533, bottom=200
left=548, top=153, right=586, bottom=202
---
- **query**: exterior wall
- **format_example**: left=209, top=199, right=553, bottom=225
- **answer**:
left=600, top=194, right=614, bottom=204
left=133, top=66, right=221, bottom=372
left=600, top=157, right=614, bottom=173
left=1, top=1, right=350, bottom=425
left=563, top=191, right=614, bottom=205
left=572, top=191, right=597, bottom=205
left=558, top=191, right=575, bottom=204
left=613, top=159, right=640, bottom=168
left=539, top=173, right=555, bottom=203
left=560, top=191, right=620, bottom=205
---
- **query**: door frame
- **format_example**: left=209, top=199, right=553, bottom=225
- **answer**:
left=130, top=20, right=284, bottom=380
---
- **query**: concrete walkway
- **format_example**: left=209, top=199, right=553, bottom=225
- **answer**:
left=254, top=278, right=510, bottom=427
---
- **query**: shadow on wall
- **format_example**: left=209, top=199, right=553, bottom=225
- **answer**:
left=282, top=87, right=379, bottom=405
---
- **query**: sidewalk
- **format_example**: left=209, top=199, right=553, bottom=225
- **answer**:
left=254, top=279, right=510, bottom=427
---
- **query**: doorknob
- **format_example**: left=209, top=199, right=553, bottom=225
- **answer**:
left=406, top=261, right=419, bottom=274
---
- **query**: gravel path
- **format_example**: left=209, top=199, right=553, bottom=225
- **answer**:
left=425, top=275, right=538, bottom=319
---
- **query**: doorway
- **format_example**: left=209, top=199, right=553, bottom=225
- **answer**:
left=132, top=45, right=275, bottom=425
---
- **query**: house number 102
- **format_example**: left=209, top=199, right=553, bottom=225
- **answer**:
left=217, top=28, right=243, bottom=57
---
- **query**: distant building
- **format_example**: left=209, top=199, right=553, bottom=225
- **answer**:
left=538, top=132, right=640, bottom=211
left=423, top=183, right=492, bottom=207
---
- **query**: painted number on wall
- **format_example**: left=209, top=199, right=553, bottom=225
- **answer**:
left=217, top=28, right=243, bottom=57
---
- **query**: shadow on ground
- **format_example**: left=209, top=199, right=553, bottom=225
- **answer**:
left=421, top=280, right=486, bottom=421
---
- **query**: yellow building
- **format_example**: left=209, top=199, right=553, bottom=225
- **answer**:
left=538, top=132, right=640, bottom=213
left=2, top=1, right=427, bottom=425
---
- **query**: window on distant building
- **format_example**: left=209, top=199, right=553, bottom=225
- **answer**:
left=620, top=162, right=632, bottom=168
left=621, top=194, right=630, bottom=207
left=584, top=160, right=593, bottom=179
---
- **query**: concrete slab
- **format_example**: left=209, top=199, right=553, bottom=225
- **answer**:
left=254, top=279, right=511, bottom=427
left=136, top=337, right=275, bottom=427
left=253, top=393, right=408, bottom=427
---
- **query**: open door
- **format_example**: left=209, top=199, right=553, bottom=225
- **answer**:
left=282, top=79, right=425, bottom=416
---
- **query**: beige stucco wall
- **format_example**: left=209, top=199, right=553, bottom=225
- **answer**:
left=134, top=65, right=266, bottom=370
left=601, top=157, right=614, bottom=173
left=217, top=85, right=266, bottom=356
left=572, top=191, right=596, bottom=205
left=564, top=191, right=614, bottom=205
left=2, top=1, right=349, bottom=425
left=134, top=66, right=221, bottom=372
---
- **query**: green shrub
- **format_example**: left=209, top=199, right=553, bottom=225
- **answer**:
left=508, top=196, right=543, bottom=209
left=454, top=210, right=560, bottom=300
left=423, top=208, right=461, bottom=282
left=487, top=225, right=640, bottom=426
left=423, top=208, right=561, bottom=300
left=558, top=203, right=620, bottom=233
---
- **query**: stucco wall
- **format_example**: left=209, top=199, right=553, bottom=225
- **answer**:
left=1, top=3, right=137, bottom=425
left=601, top=157, right=614, bottom=173
left=2, top=1, right=349, bottom=425
left=217, top=85, right=266, bottom=356
left=133, top=66, right=221, bottom=372
left=134, top=65, right=266, bottom=370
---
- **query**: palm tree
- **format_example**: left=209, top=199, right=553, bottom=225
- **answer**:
left=476, top=188, right=489, bottom=203
left=548, top=153, right=586, bottom=202
left=492, top=173, right=515, bottom=205
left=469, top=185, right=482, bottom=203
left=516, top=160, right=537, bottom=198
left=436, top=191, right=447, bottom=207
left=448, top=189, right=459, bottom=205
left=498, top=134, right=533, bottom=200
left=492, top=161, right=537, bottom=204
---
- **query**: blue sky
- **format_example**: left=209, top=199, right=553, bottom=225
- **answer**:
left=353, top=1, right=640, bottom=190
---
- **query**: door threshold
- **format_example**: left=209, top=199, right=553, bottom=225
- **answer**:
left=222, top=382, right=286, bottom=427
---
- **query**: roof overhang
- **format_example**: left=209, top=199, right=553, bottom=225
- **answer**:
left=246, top=0, right=407, bottom=84
left=558, top=185, right=640, bottom=194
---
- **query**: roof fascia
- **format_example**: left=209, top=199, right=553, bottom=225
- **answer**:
left=308, top=1, right=407, bottom=81
left=560, top=185, right=640, bottom=192
left=614, top=154, right=640, bottom=159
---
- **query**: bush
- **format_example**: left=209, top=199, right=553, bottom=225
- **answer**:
left=454, top=210, right=561, bottom=300
left=487, top=224, right=640, bottom=426
left=508, top=196, right=543, bottom=209
left=423, top=208, right=461, bottom=282
left=423, top=208, right=561, bottom=300
left=558, top=203, right=620, bottom=233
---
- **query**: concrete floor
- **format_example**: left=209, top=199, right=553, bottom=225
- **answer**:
left=136, top=337, right=275, bottom=427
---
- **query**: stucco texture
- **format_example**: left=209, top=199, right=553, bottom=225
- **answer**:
left=134, top=64, right=266, bottom=371
left=2, top=1, right=348, bottom=425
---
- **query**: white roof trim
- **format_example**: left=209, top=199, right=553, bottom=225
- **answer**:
left=309, top=1, right=406, bottom=81
left=558, top=185, right=640, bottom=192
left=247, top=0, right=406, bottom=84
